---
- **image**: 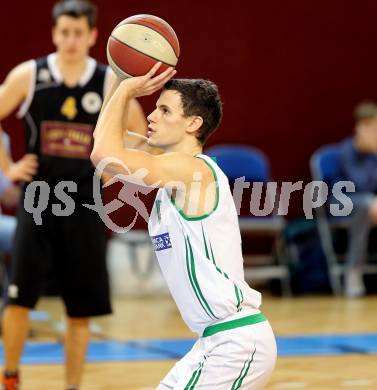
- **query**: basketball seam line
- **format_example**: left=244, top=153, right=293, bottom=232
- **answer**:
left=126, top=22, right=179, bottom=57
left=110, top=35, right=177, bottom=68
left=108, top=53, right=135, bottom=78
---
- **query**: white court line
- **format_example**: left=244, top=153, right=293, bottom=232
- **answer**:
left=274, top=383, right=308, bottom=389
left=342, top=379, right=375, bottom=387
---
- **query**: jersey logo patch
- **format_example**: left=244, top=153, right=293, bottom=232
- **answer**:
left=41, top=120, right=93, bottom=159
left=61, top=96, right=78, bottom=120
left=38, top=68, right=51, bottom=83
left=81, top=92, right=102, bottom=114
left=151, top=232, right=172, bottom=251
left=8, top=284, right=18, bottom=298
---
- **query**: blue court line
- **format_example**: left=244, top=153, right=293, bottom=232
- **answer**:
left=276, top=334, right=377, bottom=356
left=0, top=334, right=376, bottom=365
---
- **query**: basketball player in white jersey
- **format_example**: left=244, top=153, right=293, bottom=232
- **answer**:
left=0, top=1, right=147, bottom=389
left=92, top=63, right=277, bottom=389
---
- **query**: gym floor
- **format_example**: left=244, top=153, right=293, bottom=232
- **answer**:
left=1, top=294, right=376, bottom=389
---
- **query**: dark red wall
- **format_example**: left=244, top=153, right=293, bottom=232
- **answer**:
left=2, top=0, right=377, bottom=218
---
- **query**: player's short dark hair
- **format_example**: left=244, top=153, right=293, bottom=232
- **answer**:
left=163, top=79, right=223, bottom=144
left=52, top=0, right=97, bottom=29
left=354, top=100, right=377, bottom=122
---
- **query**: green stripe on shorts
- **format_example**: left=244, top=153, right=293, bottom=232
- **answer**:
left=231, top=346, right=257, bottom=389
left=202, top=313, right=267, bottom=337
left=184, top=359, right=205, bottom=389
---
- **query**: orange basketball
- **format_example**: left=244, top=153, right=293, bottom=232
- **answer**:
left=107, top=14, right=180, bottom=79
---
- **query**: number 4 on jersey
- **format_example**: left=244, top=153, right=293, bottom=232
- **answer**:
left=60, top=96, right=78, bottom=120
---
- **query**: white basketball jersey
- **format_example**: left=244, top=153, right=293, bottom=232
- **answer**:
left=148, top=154, right=262, bottom=335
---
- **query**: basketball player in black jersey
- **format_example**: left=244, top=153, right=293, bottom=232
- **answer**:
left=0, top=1, right=147, bottom=389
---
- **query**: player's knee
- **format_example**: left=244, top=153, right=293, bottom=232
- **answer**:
left=67, top=317, right=90, bottom=327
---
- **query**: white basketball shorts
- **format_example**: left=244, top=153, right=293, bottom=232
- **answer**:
left=157, top=313, right=277, bottom=389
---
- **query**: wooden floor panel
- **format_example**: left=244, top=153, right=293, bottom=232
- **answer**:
left=3, top=294, right=377, bottom=389
left=20, top=356, right=377, bottom=390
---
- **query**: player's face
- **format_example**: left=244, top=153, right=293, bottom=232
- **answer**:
left=147, top=90, right=192, bottom=150
left=52, top=15, right=97, bottom=62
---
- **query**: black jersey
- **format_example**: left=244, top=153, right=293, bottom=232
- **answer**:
left=18, top=53, right=110, bottom=201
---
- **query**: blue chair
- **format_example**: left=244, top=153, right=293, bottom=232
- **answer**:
left=310, top=144, right=377, bottom=295
left=311, top=145, right=341, bottom=187
left=205, top=144, right=291, bottom=295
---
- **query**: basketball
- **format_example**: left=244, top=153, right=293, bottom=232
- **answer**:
left=107, top=14, right=180, bottom=79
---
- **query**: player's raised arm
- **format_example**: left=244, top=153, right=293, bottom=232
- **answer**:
left=92, top=64, right=184, bottom=187
left=101, top=70, right=149, bottom=150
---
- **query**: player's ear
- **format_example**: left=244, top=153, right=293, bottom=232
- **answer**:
left=187, top=116, right=203, bottom=135
left=89, top=27, right=98, bottom=47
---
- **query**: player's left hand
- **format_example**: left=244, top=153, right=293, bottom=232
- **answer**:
left=0, top=184, right=20, bottom=207
left=119, top=63, right=176, bottom=98
left=5, top=153, right=38, bottom=182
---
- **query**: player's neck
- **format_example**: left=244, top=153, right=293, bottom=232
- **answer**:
left=55, top=53, right=89, bottom=87
left=165, top=141, right=202, bottom=156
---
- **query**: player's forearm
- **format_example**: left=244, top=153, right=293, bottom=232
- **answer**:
left=92, top=85, right=130, bottom=162
left=97, top=77, right=142, bottom=147
left=91, top=89, right=157, bottom=179
left=98, top=77, right=122, bottom=123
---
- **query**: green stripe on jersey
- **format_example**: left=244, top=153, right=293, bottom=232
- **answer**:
left=156, top=199, right=162, bottom=223
left=201, top=224, right=211, bottom=260
left=202, top=224, right=244, bottom=311
left=234, top=285, right=241, bottom=309
left=185, top=236, right=218, bottom=320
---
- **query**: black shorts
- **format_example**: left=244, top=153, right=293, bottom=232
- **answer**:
left=8, top=202, right=112, bottom=318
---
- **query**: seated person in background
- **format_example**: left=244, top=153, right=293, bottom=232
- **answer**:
left=0, top=131, right=19, bottom=254
left=338, top=101, right=377, bottom=297
left=0, top=130, right=37, bottom=314
left=0, top=180, right=17, bottom=254
left=0, top=127, right=38, bottom=252
left=0, top=129, right=38, bottom=253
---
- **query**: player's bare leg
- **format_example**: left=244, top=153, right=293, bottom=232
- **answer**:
left=65, top=317, right=90, bottom=389
left=1, top=305, right=30, bottom=388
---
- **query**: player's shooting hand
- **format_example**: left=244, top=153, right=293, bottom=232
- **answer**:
left=120, top=62, right=176, bottom=98
left=5, top=153, right=39, bottom=182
